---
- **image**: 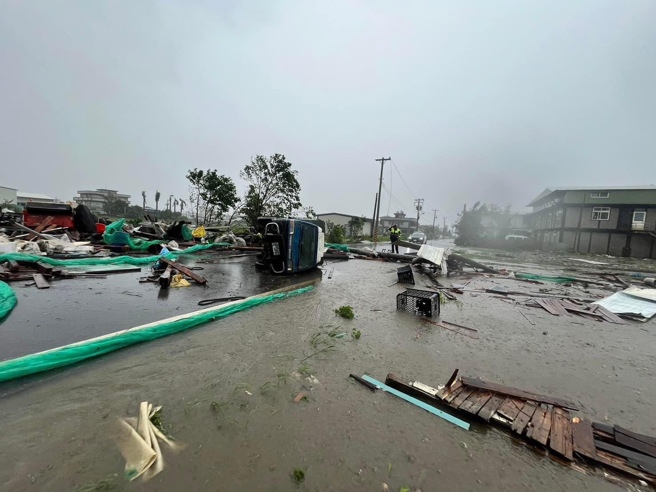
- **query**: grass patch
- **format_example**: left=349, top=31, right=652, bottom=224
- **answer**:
left=293, top=468, right=306, bottom=483
left=298, top=365, right=313, bottom=377
left=334, top=306, right=354, bottom=319
left=352, top=328, right=361, bottom=339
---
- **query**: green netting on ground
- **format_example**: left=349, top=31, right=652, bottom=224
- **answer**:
left=516, top=273, right=577, bottom=283
left=0, top=242, right=232, bottom=268
left=325, top=243, right=349, bottom=252
left=0, top=281, right=17, bottom=320
left=0, top=285, right=313, bottom=383
left=103, top=219, right=163, bottom=250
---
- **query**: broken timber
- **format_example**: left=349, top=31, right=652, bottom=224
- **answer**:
left=159, top=257, right=207, bottom=284
left=385, top=370, right=656, bottom=484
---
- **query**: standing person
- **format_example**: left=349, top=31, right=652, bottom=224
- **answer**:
left=389, top=224, right=401, bottom=253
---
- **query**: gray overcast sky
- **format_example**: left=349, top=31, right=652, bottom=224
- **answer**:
left=1, top=1, right=655, bottom=226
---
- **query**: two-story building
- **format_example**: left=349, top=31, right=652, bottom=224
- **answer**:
left=74, top=189, right=130, bottom=214
left=528, top=186, right=656, bottom=258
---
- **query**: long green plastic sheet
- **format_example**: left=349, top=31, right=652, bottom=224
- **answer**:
left=325, top=243, right=350, bottom=252
left=0, top=242, right=233, bottom=320
left=0, top=281, right=17, bottom=320
left=0, top=285, right=313, bottom=383
left=515, top=273, right=577, bottom=283
left=0, top=242, right=232, bottom=268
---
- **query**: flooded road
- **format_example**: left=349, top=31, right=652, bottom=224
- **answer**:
left=0, top=248, right=655, bottom=491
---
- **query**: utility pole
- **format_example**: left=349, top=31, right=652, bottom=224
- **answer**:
left=414, top=198, right=424, bottom=232
left=443, top=216, right=447, bottom=236
left=373, top=157, right=391, bottom=242
left=371, top=193, right=378, bottom=238
left=432, top=208, right=439, bottom=237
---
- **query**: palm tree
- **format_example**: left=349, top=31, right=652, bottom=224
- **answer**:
left=173, top=198, right=178, bottom=214
left=179, top=199, right=186, bottom=215
left=155, top=190, right=161, bottom=214
left=141, top=191, right=146, bottom=214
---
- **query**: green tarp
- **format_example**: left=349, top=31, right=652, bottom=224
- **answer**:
left=0, top=285, right=313, bottom=383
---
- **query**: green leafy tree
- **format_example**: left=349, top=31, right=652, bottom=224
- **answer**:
left=347, top=216, right=365, bottom=238
left=102, top=197, right=128, bottom=217
left=240, top=154, right=302, bottom=227
left=186, top=168, right=239, bottom=225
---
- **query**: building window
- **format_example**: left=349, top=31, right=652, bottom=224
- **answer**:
left=592, top=207, right=610, bottom=220
left=590, top=192, right=609, bottom=198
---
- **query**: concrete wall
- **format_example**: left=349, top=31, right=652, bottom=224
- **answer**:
left=645, top=208, right=656, bottom=231
left=562, top=230, right=577, bottom=248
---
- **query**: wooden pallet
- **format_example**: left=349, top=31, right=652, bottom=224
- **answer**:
left=385, top=370, right=656, bottom=484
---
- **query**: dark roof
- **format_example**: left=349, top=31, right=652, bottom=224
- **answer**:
left=527, top=186, right=656, bottom=206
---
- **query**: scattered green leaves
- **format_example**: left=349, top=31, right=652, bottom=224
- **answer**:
left=293, top=468, right=306, bottom=483
left=351, top=328, right=361, bottom=339
left=298, top=365, right=313, bottom=377
left=210, top=401, right=228, bottom=413
left=334, top=305, right=354, bottom=319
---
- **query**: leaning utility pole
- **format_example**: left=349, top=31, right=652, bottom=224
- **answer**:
left=414, top=198, right=424, bottom=232
left=373, top=157, right=391, bottom=242
left=432, top=208, right=439, bottom=236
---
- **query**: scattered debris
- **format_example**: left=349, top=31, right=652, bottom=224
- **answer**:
left=334, top=305, right=354, bottom=319
left=351, top=328, right=361, bottom=339
left=592, top=288, right=656, bottom=321
left=397, top=289, right=440, bottom=318
left=293, top=393, right=308, bottom=403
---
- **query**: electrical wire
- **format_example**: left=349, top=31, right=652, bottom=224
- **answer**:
left=390, top=159, right=415, bottom=198
left=387, top=162, right=393, bottom=216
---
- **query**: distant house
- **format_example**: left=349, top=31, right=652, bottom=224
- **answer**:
left=528, top=186, right=656, bottom=258
left=17, top=191, right=55, bottom=208
left=316, top=213, right=372, bottom=236
left=74, top=189, right=130, bottom=214
left=378, top=215, right=418, bottom=234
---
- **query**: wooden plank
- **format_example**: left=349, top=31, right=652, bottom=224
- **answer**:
left=35, top=261, right=54, bottom=275
left=7, top=259, right=20, bottom=272
left=451, top=387, right=475, bottom=408
left=442, top=380, right=463, bottom=402
left=459, top=391, right=492, bottom=414
left=385, top=374, right=442, bottom=404
left=497, top=397, right=524, bottom=421
left=32, top=273, right=50, bottom=289
left=550, top=300, right=570, bottom=316
left=26, top=216, right=55, bottom=240
left=593, top=421, right=615, bottom=435
left=595, top=450, right=656, bottom=484
left=536, top=298, right=559, bottom=315
left=159, top=265, right=173, bottom=288
left=460, top=377, right=579, bottom=410
left=526, top=406, right=547, bottom=442
left=512, top=401, right=537, bottom=435
left=615, top=431, right=656, bottom=459
left=595, top=440, right=656, bottom=475
left=533, top=408, right=553, bottom=446
left=572, top=418, right=597, bottom=459
left=615, top=425, right=656, bottom=447
left=550, top=407, right=573, bottom=460
left=159, top=257, right=207, bottom=284
left=445, top=369, right=459, bottom=389
left=477, top=394, right=506, bottom=421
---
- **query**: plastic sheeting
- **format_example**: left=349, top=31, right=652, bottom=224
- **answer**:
left=0, top=281, right=17, bottom=320
left=0, top=285, right=313, bottom=382
left=515, top=273, right=577, bottom=283
left=325, top=243, right=349, bottom=252
left=104, top=219, right=162, bottom=251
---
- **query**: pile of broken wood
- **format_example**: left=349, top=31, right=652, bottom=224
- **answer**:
left=0, top=258, right=116, bottom=289
left=525, top=297, right=626, bottom=324
left=386, top=370, right=656, bottom=485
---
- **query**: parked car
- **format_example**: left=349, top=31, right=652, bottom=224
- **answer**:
left=409, top=231, right=427, bottom=244
left=504, top=234, right=531, bottom=242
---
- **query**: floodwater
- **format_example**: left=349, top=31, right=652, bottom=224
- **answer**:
left=0, top=245, right=655, bottom=491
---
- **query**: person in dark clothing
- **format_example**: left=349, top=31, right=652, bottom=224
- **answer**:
left=389, top=224, right=401, bottom=253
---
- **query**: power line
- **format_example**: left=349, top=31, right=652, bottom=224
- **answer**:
left=387, top=162, right=393, bottom=216
left=381, top=182, right=412, bottom=213
left=390, top=159, right=415, bottom=198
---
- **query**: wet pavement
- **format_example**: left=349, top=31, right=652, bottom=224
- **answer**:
left=0, top=244, right=655, bottom=491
